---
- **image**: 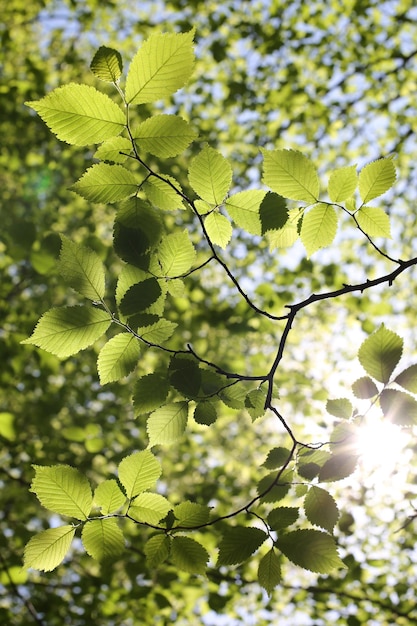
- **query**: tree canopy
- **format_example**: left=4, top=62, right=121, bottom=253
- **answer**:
left=3, top=1, right=417, bottom=624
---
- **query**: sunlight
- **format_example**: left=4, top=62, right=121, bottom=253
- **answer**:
left=356, top=414, right=409, bottom=473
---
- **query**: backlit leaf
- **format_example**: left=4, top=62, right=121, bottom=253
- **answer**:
left=193, top=401, right=218, bottom=426
left=157, top=231, right=196, bottom=277
left=135, top=114, right=197, bottom=157
left=395, top=364, right=417, bottom=393
left=138, top=320, right=178, bottom=344
left=147, top=402, right=188, bottom=447
left=318, top=452, right=358, bottom=482
left=225, top=189, right=267, bottom=235
left=204, top=212, right=232, bottom=248
left=71, top=163, right=138, bottom=203
left=90, top=46, right=123, bottom=82
left=327, top=165, right=357, bottom=202
left=358, top=157, right=396, bottom=203
left=119, top=279, right=162, bottom=316
left=24, top=526, right=75, bottom=572
left=352, top=376, right=379, bottom=399
left=125, top=30, right=195, bottom=104
left=304, top=486, right=339, bottom=532
left=326, top=398, right=353, bottom=419
left=267, top=507, right=299, bottom=530
left=144, top=534, right=171, bottom=569
left=58, top=237, right=105, bottom=301
left=217, top=526, right=267, bottom=566
left=26, top=84, right=125, bottom=145
left=133, top=373, right=170, bottom=415
left=94, top=479, right=126, bottom=514
left=82, top=518, right=124, bottom=560
left=31, top=465, right=92, bottom=520
left=380, top=389, right=417, bottom=426
left=118, top=450, right=161, bottom=498
left=262, top=149, right=319, bottom=203
left=188, top=145, right=232, bottom=204
left=143, top=175, right=185, bottom=211
left=300, top=203, right=338, bottom=256
left=263, top=447, right=292, bottom=470
left=257, top=548, right=281, bottom=595
left=21, top=306, right=111, bottom=358
left=356, top=206, right=391, bottom=237
left=258, top=470, right=292, bottom=503
left=276, top=529, right=346, bottom=573
left=97, top=333, right=140, bottom=384
left=174, top=501, right=211, bottom=527
left=129, top=492, right=172, bottom=525
left=358, top=325, right=403, bottom=383
left=94, top=137, right=132, bottom=163
left=171, top=536, right=209, bottom=574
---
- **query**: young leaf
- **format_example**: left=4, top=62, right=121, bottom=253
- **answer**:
left=143, top=176, right=185, bottom=212
left=119, top=279, right=162, bottom=316
left=327, top=165, right=357, bottom=202
left=379, top=389, right=417, bottom=426
left=358, top=157, right=396, bottom=204
left=304, top=486, right=339, bottom=533
left=225, top=189, right=267, bottom=235
left=318, top=452, right=358, bottom=482
left=82, top=518, right=124, bottom=560
left=58, top=237, right=106, bottom=301
left=147, top=402, right=188, bottom=447
left=24, top=526, right=75, bottom=572
left=358, top=325, right=403, bottom=383
left=90, top=46, right=123, bottom=82
left=257, top=548, right=281, bottom=595
left=263, top=447, right=292, bottom=470
left=188, top=145, right=232, bottom=205
left=193, top=401, right=218, bottom=426
left=144, top=534, right=171, bottom=569
left=261, top=149, right=319, bottom=203
left=267, top=507, right=299, bottom=530
left=217, top=526, right=267, bottom=566
left=71, top=163, right=138, bottom=204
left=204, top=212, right=232, bottom=249
left=31, top=465, right=93, bottom=520
left=129, top=492, right=172, bottom=525
left=97, top=333, right=140, bottom=384
left=267, top=220, right=299, bottom=249
left=326, top=398, right=353, bottom=419
left=395, top=364, right=417, bottom=393
left=245, top=387, right=267, bottom=421
left=134, top=114, right=197, bottom=157
left=94, top=479, right=126, bottom=514
left=125, top=30, right=195, bottom=104
left=26, top=84, right=125, bottom=145
left=133, top=373, right=170, bottom=415
left=94, top=137, right=132, bottom=163
left=276, top=529, right=346, bottom=573
left=157, top=230, right=196, bottom=277
left=171, top=536, right=209, bottom=575
left=118, top=450, right=162, bottom=498
left=300, top=203, right=338, bottom=256
left=138, top=320, right=177, bottom=344
left=21, top=306, right=111, bottom=359
left=174, top=501, right=211, bottom=527
left=355, top=206, right=391, bottom=238
left=352, top=376, right=379, bottom=399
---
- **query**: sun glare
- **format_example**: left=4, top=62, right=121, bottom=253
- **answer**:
left=356, top=414, right=409, bottom=473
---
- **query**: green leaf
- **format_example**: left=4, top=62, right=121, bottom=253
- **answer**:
left=30, top=465, right=93, bottom=520
left=259, top=192, right=288, bottom=234
left=133, top=373, right=170, bottom=415
left=193, top=401, right=218, bottom=426
left=263, top=447, right=292, bottom=470
left=318, top=452, right=358, bottom=482
left=21, top=306, right=111, bottom=358
left=304, top=486, right=339, bottom=533
left=113, top=199, right=163, bottom=266
left=204, top=212, right=232, bottom=248
left=267, top=507, right=299, bottom=530
left=147, top=402, right=188, bottom=447
left=157, top=231, right=196, bottom=277
left=144, top=534, right=171, bottom=569
left=267, top=220, right=299, bottom=249
left=94, top=479, right=126, bottom=514
left=169, top=356, right=201, bottom=397
left=188, top=145, right=232, bottom=204
left=135, top=114, right=197, bottom=157
left=262, top=149, right=319, bottom=203
left=71, top=163, right=138, bottom=204
left=379, top=389, right=417, bottom=426
left=358, top=325, right=403, bottom=383
left=82, top=518, right=124, bottom=560
left=125, top=30, right=195, bottom=104
left=219, top=384, right=247, bottom=409
left=257, top=548, right=281, bottom=595
left=97, top=333, right=140, bottom=384
left=326, top=398, right=353, bottom=419
left=297, top=448, right=331, bottom=480
left=352, top=376, right=379, bottom=398
left=138, top=320, right=177, bottom=344
left=395, top=364, right=417, bottom=393
left=225, top=190, right=267, bottom=235
left=171, top=536, right=209, bottom=575
left=90, top=46, right=123, bottom=82
left=94, top=137, right=132, bottom=163
left=57, top=237, right=105, bottom=301
left=143, top=174, right=185, bottom=211
left=327, top=165, right=357, bottom=202
left=245, top=387, right=267, bottom=421
left=355, top=206, right=391, bottom=237
left=174, top=501, right=211, bottom=527
left=276, top=529, right=346, bottom=573
left=118, top=450, right=162, bottom=498
left=330, top=422, right=359, bottom=454
left=217, top=526, right=267, bottom=566
left=358, top=157, right=396, bottom=203
left=257, top=471, right=292, bottom=503
left=26, top=84, right=125, bottom=145
left=119, top=279, right=162, bottom=316
left=24, top=526, right=75, bottom=572
left=300, top=203, right=338, bottom=256
left=129, top=493, right=172, bottom=525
